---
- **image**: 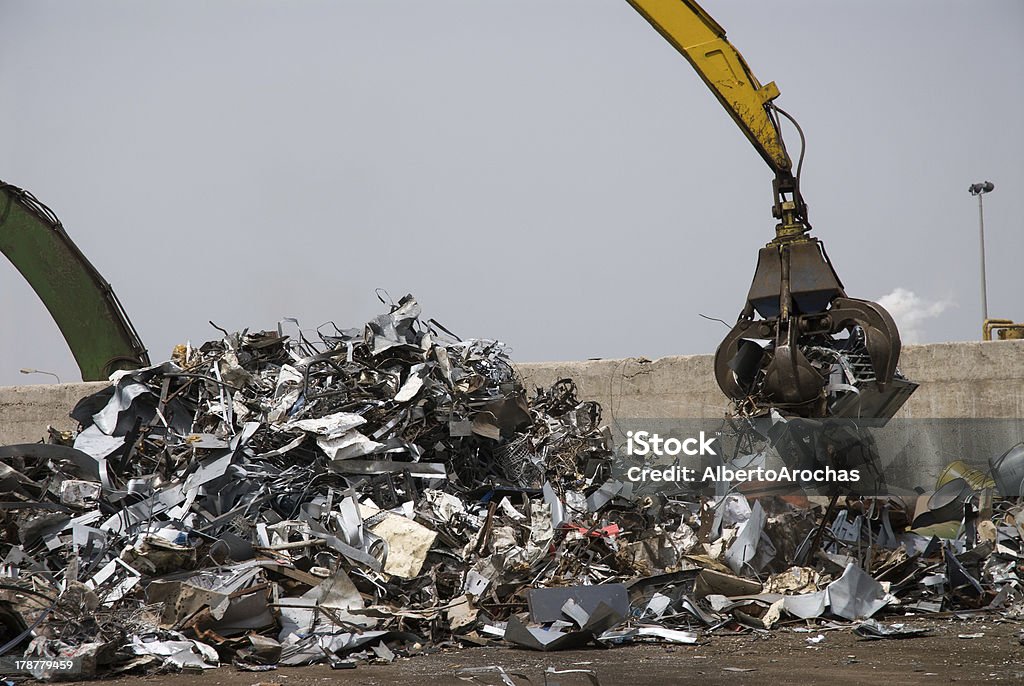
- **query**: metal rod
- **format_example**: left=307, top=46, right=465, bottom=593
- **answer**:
left=978, top=193, right=989, bottom=322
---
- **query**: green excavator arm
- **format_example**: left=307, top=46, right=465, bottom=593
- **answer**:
left=0, top=180, right=149, bottom=381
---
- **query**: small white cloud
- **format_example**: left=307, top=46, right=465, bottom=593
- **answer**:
left=876, top=288, right=953, bottom=344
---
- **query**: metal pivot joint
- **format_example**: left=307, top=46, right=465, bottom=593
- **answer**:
left=771, top=171, right=810, bottom=243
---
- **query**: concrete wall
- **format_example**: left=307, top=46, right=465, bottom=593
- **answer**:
left=1, top=341, right=1022, bottom=487
left=515, top=340, right=1024, bottom=421
left=0, top=382, right=106, bottom=444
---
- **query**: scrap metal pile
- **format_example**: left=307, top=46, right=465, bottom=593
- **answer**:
left=1, top=295, right=1022, bottom=679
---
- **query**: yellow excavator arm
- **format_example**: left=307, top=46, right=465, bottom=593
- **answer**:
left=625, top=0, right=791, bottom=175
left=624, top=0, right=905, bottom=418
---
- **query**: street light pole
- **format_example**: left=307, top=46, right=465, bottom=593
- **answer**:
left=977, top=191, right=988, bottom=321
left=19, top=368, right=62, bottom=383
left=968, top=181, right=995, bottom=327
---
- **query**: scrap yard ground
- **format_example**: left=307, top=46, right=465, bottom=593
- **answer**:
left=56, top=617, right=1023, bottom=685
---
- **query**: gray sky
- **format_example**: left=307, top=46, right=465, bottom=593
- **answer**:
left=2, top=0, right=1022, bottom=386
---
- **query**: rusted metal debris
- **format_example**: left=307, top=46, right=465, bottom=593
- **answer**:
left=0, top=295, right=1021, bottom=679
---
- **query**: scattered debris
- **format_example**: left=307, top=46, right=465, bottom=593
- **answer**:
left=853, top=620, right=930, bottom=640
left=456, top=665, right=534, bottom=685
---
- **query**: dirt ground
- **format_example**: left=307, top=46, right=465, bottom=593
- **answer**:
left=48, top=615, right=1024, bottom=686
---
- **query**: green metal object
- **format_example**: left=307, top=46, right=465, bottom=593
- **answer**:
left=0, top=180, right=149, bottom=380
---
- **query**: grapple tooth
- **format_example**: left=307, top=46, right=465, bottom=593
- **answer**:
left=827, top=297, right=903, bottom=389
left=762, top=341, right=824, bottom=405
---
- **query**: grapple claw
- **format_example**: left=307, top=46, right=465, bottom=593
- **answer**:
left=826, top=297, right=902, bottom=390
left=713, top=235, right=910, bottom=418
